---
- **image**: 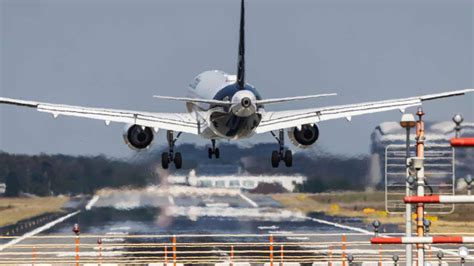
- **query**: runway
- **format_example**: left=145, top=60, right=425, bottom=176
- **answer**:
left=0, top=186, right=470, bottom=264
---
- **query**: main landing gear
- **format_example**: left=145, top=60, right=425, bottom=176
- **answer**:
left=270, top=129, right=292, bottom=168
left=208, top=139, right=220, bottom=159
left=162, top=130, right=182, bottom=169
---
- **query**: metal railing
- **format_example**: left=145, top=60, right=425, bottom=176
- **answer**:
left=0, top=232, right=473, bottom=265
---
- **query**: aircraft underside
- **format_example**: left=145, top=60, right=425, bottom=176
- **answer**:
left=209, top=111, right=261, bottom=139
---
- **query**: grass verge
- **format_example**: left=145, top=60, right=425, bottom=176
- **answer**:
left=272, top=192, right=474, bottom=234
left=0, top=196, right=69, bottom=227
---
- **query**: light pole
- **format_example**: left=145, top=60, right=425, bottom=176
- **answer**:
left=436, top=250, right=443, bottom=266
left=459, top=246, right=469, bottom=266
left=347, top=254, right=354, bottom=266
left=465, top=175, right=473, bottom=195
left=392, top=254, right=399, bottom=266
left=400, top=113, right=416, bottom=266
left=372, top=220, right=381, bottom=236
left=452, top=114, right=464, bottom=138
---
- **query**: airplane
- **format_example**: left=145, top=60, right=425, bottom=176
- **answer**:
left=0, top=0, right=473, bottom=169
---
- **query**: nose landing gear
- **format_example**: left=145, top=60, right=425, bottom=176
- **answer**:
left=161, top=131, right=183, bottom=169
left=270, top=129, right=293, bottom=168
left=208, top=139, right=220, bottom=159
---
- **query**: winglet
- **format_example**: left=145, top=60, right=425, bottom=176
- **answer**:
left=420, top=88, right=474, bottom=101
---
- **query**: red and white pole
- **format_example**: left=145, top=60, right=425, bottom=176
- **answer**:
left=72, top=223, right=80, bottom=266
left=280, top=244, right=284, bottom=265
left=97, top=238, right=102, bottom=265
left=269, top=234, right=274, bottom=266
left=172, top=235, right=177, bottom=266
left=371, top=236, right=474, bottom=244
left=451, top=138, right=474, bottom=147
left=415, top=107, right=426, bottom=266
left=405, top=195, right=474, bottom=204
left=342, top=234, right=347, bottom=266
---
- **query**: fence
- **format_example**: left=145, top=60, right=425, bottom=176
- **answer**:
left=0, top=232, right=473, bottom=265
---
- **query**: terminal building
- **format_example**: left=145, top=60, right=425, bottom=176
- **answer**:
left=166, top=164, right=306, bottom=192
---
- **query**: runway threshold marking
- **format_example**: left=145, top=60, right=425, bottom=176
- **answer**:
left=239, top=193, right=258, bottom=208
left=0, top=210, right=81, bottom=252
left=306, top=217, right=372, bottom=234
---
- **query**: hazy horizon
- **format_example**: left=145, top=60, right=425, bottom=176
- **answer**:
left=1, top=0, right=473, bottom=158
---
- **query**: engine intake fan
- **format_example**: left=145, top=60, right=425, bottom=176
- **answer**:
left=288, top=124, right=319, bottom=148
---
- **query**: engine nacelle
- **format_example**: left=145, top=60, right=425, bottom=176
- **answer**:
left=288, top=124, right=320, bottom=148
left=123, top=124, right=154, bottom=150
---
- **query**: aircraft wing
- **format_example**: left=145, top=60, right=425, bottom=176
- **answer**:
left=0, top=97, right=200, bottom=134
left=256, top=89, right=474, bottom=134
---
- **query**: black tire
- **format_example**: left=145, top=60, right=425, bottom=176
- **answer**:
left=215, top=148, right=220, bottom=159
left=284, top=150, right=293, bottom=167
left=208, top=147, right=213, bottom=159
left=174, top=152, right=182, bottom=169
left=271, top=151, right=280, bottom=168
left=161, top=152, right=169, bottom=169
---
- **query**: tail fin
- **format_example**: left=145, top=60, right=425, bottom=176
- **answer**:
left=236, top=0, right=245, bottom=90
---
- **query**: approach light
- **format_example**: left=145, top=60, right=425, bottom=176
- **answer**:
left=406, top=175, right=416, bottom=185
left=400, top=113, right=416, bottom=128
left=464, top=175, right=473, bottom=185
left=459, top=246, right=469, bottom=258
left=436, top=250, right=444, bottom=259
left=453, top=113, right=464, bottom=125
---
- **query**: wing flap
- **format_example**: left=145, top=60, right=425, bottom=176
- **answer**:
left=256, top=89, right=473, bottom=134
left=0, top=97, right=200, bottom=134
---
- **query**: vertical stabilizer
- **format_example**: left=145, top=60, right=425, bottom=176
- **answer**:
left=236, top=0, right=245, bottom=90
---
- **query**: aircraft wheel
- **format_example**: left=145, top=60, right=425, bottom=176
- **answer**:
left=215, top=148, right=220, bottom=159
left=271, top=151, right=280, bottom=168
left=284, top=150, right=293, bottom=167
left=208, top=148, right=213, bottom=159
left=161, top=152, right=169, bottom=169
left=174, top=152, right=182, bottom=169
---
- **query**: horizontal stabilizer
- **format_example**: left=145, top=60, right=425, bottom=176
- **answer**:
left=153, top=95, right=231, bottom=106
left=255, top=93, right=337, bottom=105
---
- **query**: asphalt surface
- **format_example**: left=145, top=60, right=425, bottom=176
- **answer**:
left=0, top=187, right=471, bottom=265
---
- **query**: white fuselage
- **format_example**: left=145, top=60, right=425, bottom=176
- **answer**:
left=186, top=70, right=263, bottom=140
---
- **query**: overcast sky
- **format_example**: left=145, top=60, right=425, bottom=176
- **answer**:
left=0, top=0, right=473, bottom=159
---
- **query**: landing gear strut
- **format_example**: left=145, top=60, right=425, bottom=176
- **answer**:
left=270, top=129, right=292, bottom=168
left=208, top=139, right=220, bottom=159
left=162, top=130, right=182, bottom=169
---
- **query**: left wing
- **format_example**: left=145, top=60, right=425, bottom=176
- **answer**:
left=0, top=97, right=200, bottom=134
left=256, top=89, right=474, bottom=134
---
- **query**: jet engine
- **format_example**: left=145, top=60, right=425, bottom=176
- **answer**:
left=288, top=124, right=319, bottom=148
left=123, top=124, right=154, bottom=150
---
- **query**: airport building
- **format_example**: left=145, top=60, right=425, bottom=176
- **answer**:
left=166, top=164, right=306, bottom=192
left=370, top=120, right=474, bottom=186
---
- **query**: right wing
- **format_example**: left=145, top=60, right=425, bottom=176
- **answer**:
left=256, top=89, right=474, bottom=134
left=0, top=97, right=200, bottom=134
